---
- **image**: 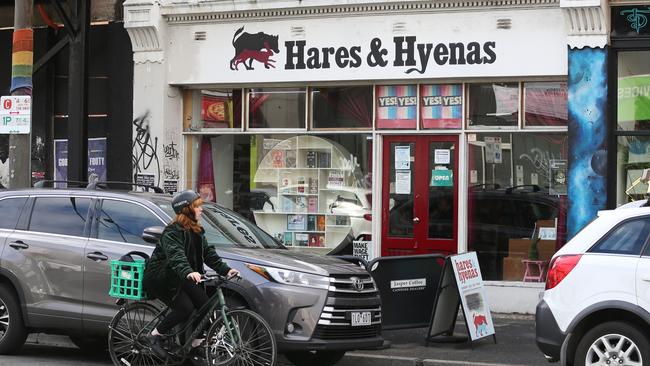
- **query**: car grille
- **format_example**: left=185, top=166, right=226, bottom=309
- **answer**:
left=313, top=274, right=382, bottom=340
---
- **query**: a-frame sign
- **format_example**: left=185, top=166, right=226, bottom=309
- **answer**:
left=426, top=252, right=496, bottom=345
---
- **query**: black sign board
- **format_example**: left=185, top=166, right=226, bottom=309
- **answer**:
left=427, top=253, right=496, bottom=345
left=368, top=254, right=444, bottom=330
left=612, top=6, right=650, bottom=38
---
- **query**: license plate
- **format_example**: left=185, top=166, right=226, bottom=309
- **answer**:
left=350, top=311, right=371, bottom=326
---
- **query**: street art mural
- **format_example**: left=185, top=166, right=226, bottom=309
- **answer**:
left=567, top=47, right=607, bottom=238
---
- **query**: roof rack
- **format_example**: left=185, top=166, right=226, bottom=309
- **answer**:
left=88, top=181, right=165, bottom=194
left=34, top=180, right=164, bottom=194
left=34, top=180, right=90, bottom=189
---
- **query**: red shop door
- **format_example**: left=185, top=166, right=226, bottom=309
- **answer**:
left=381, top=135, right=459, bottom=256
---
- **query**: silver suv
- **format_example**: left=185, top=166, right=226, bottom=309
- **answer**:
left=0, top=186, right=382, bottom=365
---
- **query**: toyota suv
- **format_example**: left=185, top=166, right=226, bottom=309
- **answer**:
left=536, top=202, right=650, bottom=365
left=0, top=184, right=382, bottom=365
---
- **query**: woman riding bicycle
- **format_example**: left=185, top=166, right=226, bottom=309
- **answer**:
left=142, top=190, right=239, bottom=364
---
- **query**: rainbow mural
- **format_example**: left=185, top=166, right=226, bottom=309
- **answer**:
left=10, top=29, right=33, bottom=94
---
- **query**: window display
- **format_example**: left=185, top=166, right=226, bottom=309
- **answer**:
left=468, top=83, right=519, bottom=127
left=467, top=133, right=567, bottom=281
left=312, top=86, right=372, bottom=129
left=253, top=135, right=371, bottom=253
left=523, top=82, right=567, bottom=127
left=248, top=88, right=306, bottom=129
left=186, top=89, right=242, bottom=131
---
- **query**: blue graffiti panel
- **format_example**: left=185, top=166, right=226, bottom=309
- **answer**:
left=567, top=47, right=608, bottom=239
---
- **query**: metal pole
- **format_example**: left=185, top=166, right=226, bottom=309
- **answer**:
left=8, top=0, right=33, bottom=188
left=67, top=0, right=89, bottom=183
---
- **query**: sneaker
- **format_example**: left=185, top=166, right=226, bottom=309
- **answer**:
left=189, top=346, right=208, bottom=366
left=143, top=334, right=167, bottom=359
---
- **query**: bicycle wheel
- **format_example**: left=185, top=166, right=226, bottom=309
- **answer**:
left=108, top=302, right=177, bottom=366
left=205, top=309, right=277, bottom=366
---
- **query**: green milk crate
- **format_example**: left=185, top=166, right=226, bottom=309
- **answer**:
left=109, top=259, right=147, bottom=300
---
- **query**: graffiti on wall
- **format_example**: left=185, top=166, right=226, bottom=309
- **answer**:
left=567, top=47, right=608, bottom=238
left=132, top=111, right=161, bottom=186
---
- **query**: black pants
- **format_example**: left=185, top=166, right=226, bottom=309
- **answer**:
left=157, top=279, right=209, bottom=334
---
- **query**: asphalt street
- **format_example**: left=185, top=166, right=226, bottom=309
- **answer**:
left=3, top=314, right=547, bottom=366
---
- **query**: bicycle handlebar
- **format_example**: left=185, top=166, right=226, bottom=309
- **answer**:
left=199, top=273, right=241, bottom=284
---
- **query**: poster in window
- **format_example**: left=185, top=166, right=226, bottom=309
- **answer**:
left=484, top=137, right=502, bottom=164
left=420, top=84, right=462, bottom=129
left=376, top=85, right=417, bottom=129
left=549, top=159, right=567, bottom=195
left=201, top=95, right=232, bottom=128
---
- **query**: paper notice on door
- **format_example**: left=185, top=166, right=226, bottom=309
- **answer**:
left=470, top=170, right=478, bottom=184
left=434, top=149, right=451, bottom=164
left=395, top=171, right=411, bottom=194
left=395, top=146, right=411, bottom=170
left=531, top=173, right=539, bottom=185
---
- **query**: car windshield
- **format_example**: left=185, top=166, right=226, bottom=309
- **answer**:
left=152, top=198, right=282, bottom=249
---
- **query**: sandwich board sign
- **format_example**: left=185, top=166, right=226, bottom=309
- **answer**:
left=426, top=251, right=496, bottom=345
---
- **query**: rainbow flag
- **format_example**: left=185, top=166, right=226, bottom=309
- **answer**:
left=10, top=29, right=33, bottom=94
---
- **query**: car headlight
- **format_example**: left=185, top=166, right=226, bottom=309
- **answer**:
left=246, top=264, right=330, bottom=290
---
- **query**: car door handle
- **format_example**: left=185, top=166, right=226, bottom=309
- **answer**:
left=9, top=241, right=29, bottom=250
left=643, top=277, right=650, bottom=282
left=87, top=252, right=109, bottom=261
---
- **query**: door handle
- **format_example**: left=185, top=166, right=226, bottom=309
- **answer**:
left=413, top=217, right=420, bottom=224
left=9, top=241, right=28, bottom=250
left=643, top=277, right=650, bottom=282
left=87, top=252, right=109, bottom=261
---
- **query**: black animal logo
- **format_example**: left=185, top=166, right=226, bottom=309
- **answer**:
left=230, top=26, right=280, bottom=71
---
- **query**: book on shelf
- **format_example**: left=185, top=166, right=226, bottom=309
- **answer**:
left=317, top=215, right=326, bottom=231
left=317, top=151, right=331, bottom=168
left=308, top=197, right=318, bottom=213
left=327, top=170, right=344, bottom=189
left=272, top=150, right=285, bottom=168
left=297, top=176, right=306, bottom=193
left=281, top=196, right=294, bottom=212
left=307, top=215, right=316, bottom=231
left=308, top=234, right=325, bottom=247
left=283, top=231, right=293, bottom=246
left=308, top=177, right=318, bottom=194
left=285, top=149, right=296, bottom=168
left=280, top=173, right=292, bottom=193
left=305, top=151, right=317, bottom=168
left=295, top=233, right=309, bottom=247
left=287, top=214, right=307, bottom=231
left=295, top=196, right=307, bottom=212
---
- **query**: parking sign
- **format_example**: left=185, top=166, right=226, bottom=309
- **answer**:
left=0, top=96, right=31, bottom=134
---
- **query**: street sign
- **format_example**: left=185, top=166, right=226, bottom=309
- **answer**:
left=0, top=96, right=31, bottom=134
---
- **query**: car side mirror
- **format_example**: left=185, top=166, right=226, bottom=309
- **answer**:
left=142, top=226, right=164, bottom=244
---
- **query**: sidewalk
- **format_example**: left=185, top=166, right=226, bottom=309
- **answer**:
left=340, top=313, right=549, bottom=366
left=26, top=314, right=547, bottom=366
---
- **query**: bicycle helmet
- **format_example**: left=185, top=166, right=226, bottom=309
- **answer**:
left=172, top=190, right=201, bottom=214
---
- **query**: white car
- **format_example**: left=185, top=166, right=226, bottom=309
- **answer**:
left=536, top=201, right=650, bottom=366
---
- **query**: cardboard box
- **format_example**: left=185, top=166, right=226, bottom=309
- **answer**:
left=507, top=238, right=556, bottom=261
left=503, top=257, right=526, bottom=281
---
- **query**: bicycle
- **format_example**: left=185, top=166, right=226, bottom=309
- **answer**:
left=107, top=274, right=277, bottom=366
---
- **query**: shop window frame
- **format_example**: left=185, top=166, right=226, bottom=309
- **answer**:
left=465, top=81, right=521, bottom=130
left=245, top=87, right=309, bottom=132
left=522, top=81, right=568, bottom=129
left=309, top=85, right=374, bottom=131
left=184, top=89, right=245, bottom=132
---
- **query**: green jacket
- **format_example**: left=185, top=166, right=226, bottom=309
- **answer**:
left=143, top=222, right=230, bottom=304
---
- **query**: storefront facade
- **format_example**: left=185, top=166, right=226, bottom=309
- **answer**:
left=124, top=0, right=576, bottom=312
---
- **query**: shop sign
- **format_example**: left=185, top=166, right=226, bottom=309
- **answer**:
left=430, top=170, right=453, bottom=187
left=612, top=6, right=650, bottom=38
left=168, top=10, right=566, bottom=83
left=0, top=96, right=30, bottom=134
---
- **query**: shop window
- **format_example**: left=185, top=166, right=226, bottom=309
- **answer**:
left=376, top=85, right=417, bottom=129
left=617, top=51, right=650, bottom=131
left=248, top=88, right=306, bottom=129
left=186, top=134, right=373, bottom=255
left=312, top=86, right=372, bottom=129
left=617, top=136, right=650, bottom=205
left=523, top=82, right=567, bottom=127
left=467, top=83, right=519, bottom=128
left=186, top=89, right=242, bottom=131
left=467, top=132, right=567, bottom=281
left=420, top=84, right=462, bottom=129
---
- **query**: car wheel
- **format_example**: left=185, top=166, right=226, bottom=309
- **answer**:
left=574, top=321, right=650, bottom=366
left=69, top=335, right=107, bottom=354
left=285, top=350, right=346, bottom=366
left=0, top=284, right=27, bottom=354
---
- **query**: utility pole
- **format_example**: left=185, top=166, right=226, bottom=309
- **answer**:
left=8, top=0, right=33, bottom=188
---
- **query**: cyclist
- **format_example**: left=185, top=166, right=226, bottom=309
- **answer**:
left=142, top=190, right=239, bottom=364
